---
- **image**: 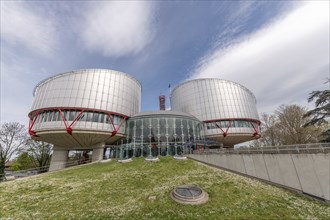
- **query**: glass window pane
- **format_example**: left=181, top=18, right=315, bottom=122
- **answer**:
left=92, top=112, right=99, bottom=122
left=99, top=113, right=105, bottom=123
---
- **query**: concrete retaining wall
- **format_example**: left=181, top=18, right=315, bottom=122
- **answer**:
left=188, top=153, right=329, bottom=202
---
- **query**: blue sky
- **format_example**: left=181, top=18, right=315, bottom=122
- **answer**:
left=1, top=1, right=329, bottom=126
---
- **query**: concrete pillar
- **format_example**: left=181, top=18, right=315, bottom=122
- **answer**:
left=92, top=142, right=105, bottom=162
left=49, top=148, right=69, bottom=172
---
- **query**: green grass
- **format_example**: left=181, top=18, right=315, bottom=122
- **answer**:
left=0, top=157, right=329, bottom=219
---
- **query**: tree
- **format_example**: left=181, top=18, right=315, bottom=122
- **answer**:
left=256, top=105, right=324, bottom=147
left=15, top=152, right=36, bottom=170
left=275, top=105, right=322, bottom=145
left=0, top=122, right=27, bottom=181
left=24, top=140, right=53, bottom=172
left=304, top=85, right=330, bottom=142
left=259, top=113, right=281, bottom=146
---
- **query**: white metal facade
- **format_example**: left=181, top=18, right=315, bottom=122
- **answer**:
left=29, top=69, right=141, bottom=148
left=170, top=78, right=260, bottom=146
left=31, top=69, right=141, bottom=116
left=170, top=78, right=258, bottom=120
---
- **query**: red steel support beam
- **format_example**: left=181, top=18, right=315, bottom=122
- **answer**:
left=213, top=119, right=261, bottom=138
left=28, top=111, right=41, bottom=136
left=215, top=122, right=226, bottom=135
left=28, top=107, right=129, bottom=137
left=29, top=107, right=128, bottom=119
left=250, top=121, right=261, bottom=138
left=59, top=109, right=85, bottom=135
left=67, top=110, right=85, bottom=135
left=58, top=109, right=70, bottom=134
left=107, top=113, right=116, bottom=133
left=107, top=113, right=127, bottom=137
left=114, top=116, right=127, bottom=136
left=215, top=120, right=233, bottom=137
left=224, top=120, right=233, bottom=137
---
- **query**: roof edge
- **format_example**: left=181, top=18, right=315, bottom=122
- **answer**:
left=33, top=69, right=142, bottom=96
left=170, top=78, right=257, bottom=103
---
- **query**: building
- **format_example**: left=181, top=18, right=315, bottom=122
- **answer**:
left=28, top=69, right=141, bottom=170
left=170, top=78, right=260, bottom=146
left=29, top=69, right=260, bottom=170
left=109, top=110, right=205, bottom=159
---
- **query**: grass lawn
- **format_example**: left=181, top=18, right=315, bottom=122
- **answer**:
left=0, top=157, right=329, bottom=219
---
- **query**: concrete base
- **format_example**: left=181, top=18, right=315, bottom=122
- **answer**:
left=49, top=149, right=69, bottom=172
left=100, top=159, right=112, bottom=163
left=118, top=158, right=133, bottom=163
left=92, top=142, right=105, bottom=162
left=145, top=156, right=160, bottom=162
left=173, top=155, right=187, bottom=160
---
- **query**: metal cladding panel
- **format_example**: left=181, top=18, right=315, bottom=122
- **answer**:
left=31, top=69, right=141, bottom=116
left=170, top=79, right=259, bottom=121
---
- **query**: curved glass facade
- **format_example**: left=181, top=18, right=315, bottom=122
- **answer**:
left=109, top=111, right=205, bottom=158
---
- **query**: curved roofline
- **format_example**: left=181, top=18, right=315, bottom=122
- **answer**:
left=33, top=69, right=142, bottom=96
left=131, top=110, right=200, bottom=120
left=170, top=78, right=257, bottom=102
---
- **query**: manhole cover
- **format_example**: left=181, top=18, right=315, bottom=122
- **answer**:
left=171, top=185, right=208, bottom=205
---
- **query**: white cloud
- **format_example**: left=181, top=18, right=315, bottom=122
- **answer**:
left=190, top=1, right=329, bottom=114
left=1, top=2, right=60, bottom=125
left=1, top=1, right=58, bottom=56
left=81, top=1, right=155, bottom=57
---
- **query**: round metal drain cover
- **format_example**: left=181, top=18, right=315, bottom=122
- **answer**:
left=171, top=185, right=208, bottom=205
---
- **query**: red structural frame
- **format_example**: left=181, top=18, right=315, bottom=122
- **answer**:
left=28, top=107, right=129, bottom=138
left=204, top=118, right=261, bottom=138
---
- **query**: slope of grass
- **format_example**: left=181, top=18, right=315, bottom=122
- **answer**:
left=0, top=157, right=329, bottom=219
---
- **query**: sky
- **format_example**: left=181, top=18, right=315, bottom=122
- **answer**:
left=1, top=1, right=329, bottom=127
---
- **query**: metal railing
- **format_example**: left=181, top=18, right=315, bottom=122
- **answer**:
left=0, top=158, right=92, bottom=182
left=192, top=143, right=330, bottom=155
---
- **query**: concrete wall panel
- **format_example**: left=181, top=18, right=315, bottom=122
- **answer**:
left=252, top=155, right=269, bottom=180
left=211, top=155, right=217, bottom=167
left=226, top=155, right=236, bottom=171
left=263, top=154, right=284, bottom=185
left=292, top=154, right=323, bottom=199
left=188, top=153, right=329, bottom=202
left=242, top=155, right=256, bottom=177
left=311, top=154, right=330, bottom=200
left=277, top=154, right=301, bottom=190
left=233, top=155, right=246, bottom=174
left=219, top=155, right=228, bottom=168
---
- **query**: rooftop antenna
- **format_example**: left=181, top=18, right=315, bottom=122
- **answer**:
left=168, top=83, right=171, bottom=110
left=159, top=95, right=166, bottom=111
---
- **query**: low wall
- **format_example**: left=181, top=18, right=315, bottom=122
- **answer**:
left=188, top=153, right=329, bottom=202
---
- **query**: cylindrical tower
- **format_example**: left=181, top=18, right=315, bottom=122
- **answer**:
left=28, top=69, right=141, bottom=169
left=170, top=78, right=260, bottom=147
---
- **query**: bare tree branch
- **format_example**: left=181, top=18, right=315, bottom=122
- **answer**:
left=0, top=122, right=27, bottom=180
